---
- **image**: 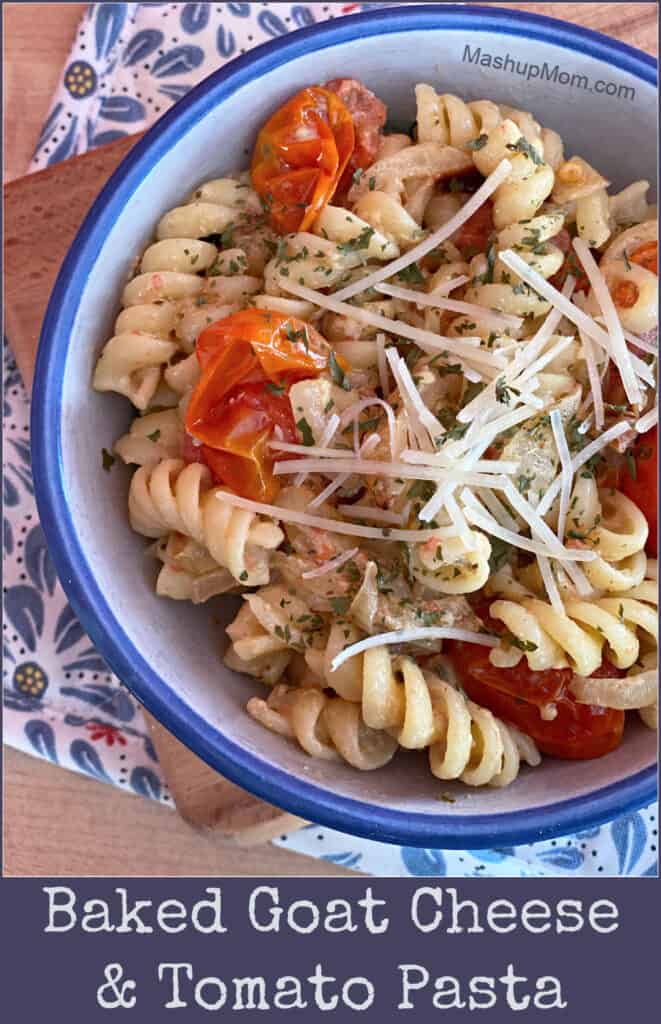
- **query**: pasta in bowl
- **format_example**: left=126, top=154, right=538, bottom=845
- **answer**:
left=33, top=5, right=657, bottom=845
left=94, top=77, right=658, bottom=794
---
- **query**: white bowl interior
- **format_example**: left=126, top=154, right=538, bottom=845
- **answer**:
left=61, top=24, right=657, bottom=824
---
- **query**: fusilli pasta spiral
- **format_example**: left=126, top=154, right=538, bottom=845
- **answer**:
left=472, top=118, right=555, bottom=230
left=93, top=178, right=262, bottom=409
left=247, top=684, right=399, bottom=769
left=128, top=458, right=283, bottom=586
left=426, top=673, right=541, bottom=787
left=415, top=86, right=560, bottom=162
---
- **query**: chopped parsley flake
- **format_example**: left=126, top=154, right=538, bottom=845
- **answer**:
left=329, top=350, right=351, bottom=391
left=506, top=137, right=544, bottom=166
left=337, top=226, right=374, bottom=256
left=397, top=262, right=425, bottom=285
left=495, top=377, right=520, bottom=406
left=101, top=449, right=115, bottom=472
left=296, top=417, right=315, bottom=447
left=503, top=632, right=538, bottom=652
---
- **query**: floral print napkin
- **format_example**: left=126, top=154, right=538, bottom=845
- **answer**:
left=4, top=1, right=657, bottom=876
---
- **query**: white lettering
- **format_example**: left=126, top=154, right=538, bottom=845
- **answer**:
left=195, top=977, right=227, bottom=1011
left=192, top=888, right=226, bottom=934
left=159, top=963, right=192, bottom=1009
left=249, top=886, right=280, bottom=932
left=522, top=899, right=551, bottom=934
left=535, top=976, right=567, bottom=1009
left=411, top=887, right=443, bottom=933
left=486, top=899, right=517, bottom=934
left=342, top=978, right=374, bottom=1011
left=589, top=899, right=619, bottom=933
left=358, top=887, right=389, bottom=934
left=157, top=900, right=187, bottom=934
left=43, top=887, right=77, bottom=933
left=500, top=963, right=530, bottom=1011
left=469, top=976, right=497, bottom=1010
left=398, top=964, right=429, bottom=1009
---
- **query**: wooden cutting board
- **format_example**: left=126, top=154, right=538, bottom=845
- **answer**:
left=4, top=139, right=304, bottom=844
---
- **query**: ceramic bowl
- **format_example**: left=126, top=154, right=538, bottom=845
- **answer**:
left=32, top=4, right=657, bottom=847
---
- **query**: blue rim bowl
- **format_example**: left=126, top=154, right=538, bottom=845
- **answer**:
left=32, top=4, right=657, bottom=849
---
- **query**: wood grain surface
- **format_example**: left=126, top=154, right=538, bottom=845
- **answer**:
left=3, top=2, right=658, bottom=878
left=5, top=747, right=351, bottom=876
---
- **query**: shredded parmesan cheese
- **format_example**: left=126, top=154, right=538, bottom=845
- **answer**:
left=301, top=547, right=359, bottom=579
left=461, top=500, right=593, bottom=561
left=400, top=450, right=518, bottom=474
left=376, top=282, right=523, bottom=331
left=572, top=237, right=642, bottom=406
left=295, top=413, right=339, bottom=487
left=636, top=407, right=658, bottom=433
left=386, top=347, right=444, bottom=439
left=595, top=319, right=659, bottom=356
left=279, top=278, right=506, bottom=371
left=337, top=504, right=410, bottom=526
left=537, top=421, right=631, bottom=517
left=549, top=409, right=573, bottom=542
left=307, top=433, right=380, bottom=509
left=338, top=397, right=398, bottom=460
left=501, top=479, right=596, bottom=564
left=445, top=491, right=474, bottom=548
left=330, top=627, right=499, bottom=672
left=474, top=487, right=521, bottom=533
left=499, top=249, right=650, bottom=392
left=579, top=326, right=604, bottom=431
left=517, top=335, right=575, bottom=385
left=537, top=555, right=564, bottom=614
left=429, top=274, right=470, bottom=294
left=213, top=490, right=456, bottom=542
left=273, top=457, right=511, bottom=488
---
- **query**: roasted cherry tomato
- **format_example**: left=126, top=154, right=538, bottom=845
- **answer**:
left=453, top=201, right=494, bottom=259
left=251, top=86, right=355, bottom=235
left=549, top=227, right=590, bottom=293
left=621, top=425, right=658, bottom=556
left=196, top=382, right=299, bottom=502
left=630, top=239, right=658, bottom=275
left=185, top=310, right=328, bottom=501
left=445, top=641, right=626, bottom=759
left=447, top=630, right=572, bottom=708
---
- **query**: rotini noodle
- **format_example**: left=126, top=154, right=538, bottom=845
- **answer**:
left=247, top=684, right=399, bottom=769
left=471, top=119, right=554, bottom=229
left=427, top=673, right=541, bottom=787
left=128, top=458, right=283, bottom=586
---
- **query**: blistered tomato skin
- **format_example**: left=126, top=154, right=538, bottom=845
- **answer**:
left=251, top=86, right=354, bottom=234
left=446, top=641, right=626, bottom=760
left=453, top=201, right=494, bottom=259
left=184, top=310, right=328, bottom=502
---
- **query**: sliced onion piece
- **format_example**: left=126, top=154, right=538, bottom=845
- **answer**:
left=570, top=669, right=657, bottom=710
